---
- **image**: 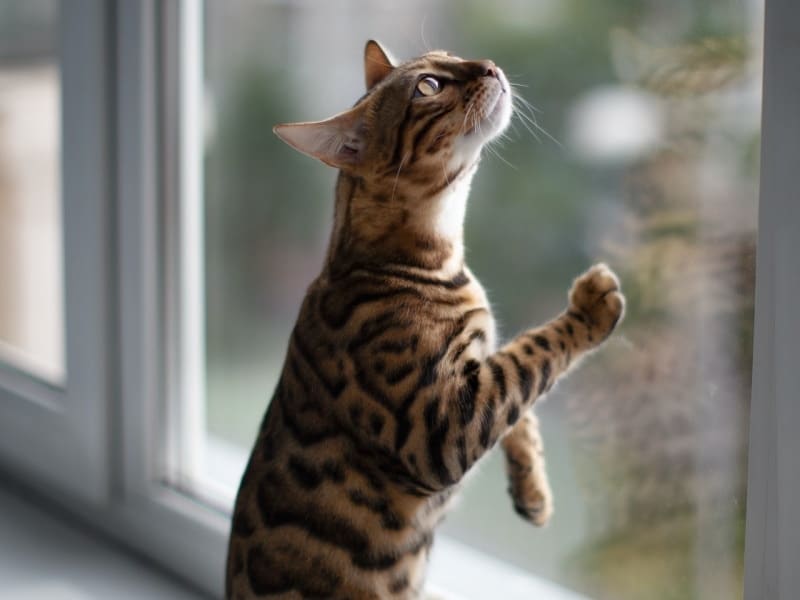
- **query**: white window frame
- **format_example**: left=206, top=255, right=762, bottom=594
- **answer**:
left=0, top=0, right=796, bottom=598
left=742, top=0, right=800, bottom=595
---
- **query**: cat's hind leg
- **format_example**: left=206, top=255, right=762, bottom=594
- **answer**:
left=501, top=410, right=553, bottom=526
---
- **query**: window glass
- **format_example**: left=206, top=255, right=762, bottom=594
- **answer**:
left=195, top=1, right=761, bottom=597
left=0, top=0, right=63, bottom=384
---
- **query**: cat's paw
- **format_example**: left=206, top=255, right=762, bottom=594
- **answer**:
left=511, top=483, right=553, bottom=527
left=568, top=263, right=625, bottom=342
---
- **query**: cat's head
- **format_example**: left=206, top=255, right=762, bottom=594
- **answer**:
left=274, top=40, right=511, bottom=185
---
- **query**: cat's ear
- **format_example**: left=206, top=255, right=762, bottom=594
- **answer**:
left=364, top=39, right=395, bottom=90
left=273, top=105, right=366, bottom=169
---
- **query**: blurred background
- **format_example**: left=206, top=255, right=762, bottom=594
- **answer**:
left=0, top=1, right=762, bottom=599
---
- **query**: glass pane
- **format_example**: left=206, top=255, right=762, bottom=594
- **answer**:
left=0, top=0, right=63, bottom=383
left=194, top=1, right=761, bottom=597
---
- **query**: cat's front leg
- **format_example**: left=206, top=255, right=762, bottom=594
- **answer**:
left=501, top=410, right=553, bottom=526
left=500, top=264, right=623, bottom=525
left=508, top=262, right=624, bottom=383
left=401, top=264, right=624, bottom=492
left=493, top=262, right=624, bottom=409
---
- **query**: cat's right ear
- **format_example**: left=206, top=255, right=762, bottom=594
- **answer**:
left=273, top=105, right=366, bottom=170
left=364, top=40, right=395, bottom=90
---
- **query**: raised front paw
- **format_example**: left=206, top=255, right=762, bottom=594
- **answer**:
left=568, top=263, right=625, bottom=342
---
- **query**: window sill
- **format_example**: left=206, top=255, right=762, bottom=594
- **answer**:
left=0, top=467, right=589, bottom=600
left=0, top=482, right=205, bottom=600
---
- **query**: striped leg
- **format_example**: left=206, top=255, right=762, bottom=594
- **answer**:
left=502, top=410, right=553, bottom=526
left=402, top=264, right=624, bottom=492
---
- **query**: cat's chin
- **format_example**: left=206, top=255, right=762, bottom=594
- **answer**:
left=481, top=91, right=513, bottom=141
left=456, top=93, right=512, bottom=162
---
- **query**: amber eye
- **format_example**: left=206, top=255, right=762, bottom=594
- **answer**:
left=414, top=76, right=442, bottom=98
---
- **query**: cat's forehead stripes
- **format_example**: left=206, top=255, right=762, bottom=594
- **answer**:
left=422, top=58, right=495, bottom=82
left=356, top=52, right=498, bottom=109
left=400, top=52, right=494, bottom=81
left=398, top=55, right=494, bottom=83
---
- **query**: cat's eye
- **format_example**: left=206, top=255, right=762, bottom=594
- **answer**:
left=415, top=76, right=442, bottom=98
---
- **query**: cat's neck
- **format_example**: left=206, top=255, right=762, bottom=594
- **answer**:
left=324, top=164, right=478, bottom=279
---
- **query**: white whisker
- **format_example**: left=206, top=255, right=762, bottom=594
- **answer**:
left=420, top=14, right=432, bottom=52
left=462, top=102, right=476, bottom=135
left=391, top=152, right=410, bottom=202
left=483, top=125, right=517, bottom=170
left=511, top=92, right=562, bottom=147
left=439, top=156, right=452, bottom=187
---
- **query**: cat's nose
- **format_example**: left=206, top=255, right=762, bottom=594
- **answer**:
left=477, top=60, right=498, bottom=79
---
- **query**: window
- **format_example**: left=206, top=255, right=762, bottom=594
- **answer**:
left=0, top=0, right=111, bottom=503
left=0, top=0, right=63, bottom=384
left=0, top=1, right=797, bottom=599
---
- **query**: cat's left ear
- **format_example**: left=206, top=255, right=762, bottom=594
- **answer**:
left=364, top=39, right=396, bottom=90
left=273, top=105, right=366, bottom=170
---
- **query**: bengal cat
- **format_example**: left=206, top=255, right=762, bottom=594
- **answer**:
left=225, top=40, right=625, bottom=599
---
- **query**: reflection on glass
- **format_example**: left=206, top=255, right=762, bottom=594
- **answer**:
left=200, top=1, right=761, bottom=598
left=0, top=1, right=63, bottom=383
